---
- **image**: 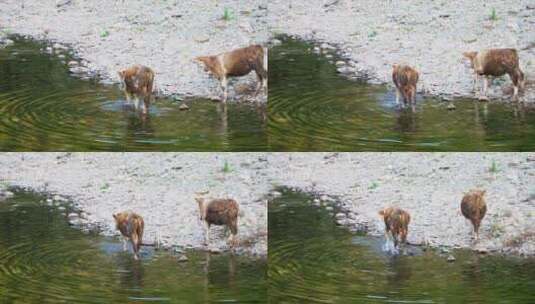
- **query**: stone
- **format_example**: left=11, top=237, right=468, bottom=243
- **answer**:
left=447, top=254, right=456, bottom=262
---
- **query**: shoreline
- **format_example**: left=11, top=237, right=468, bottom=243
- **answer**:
left=0, top=153, right=268, bottom=257
left=268, top=0, right=535, bottom=102
left=0, top=0, right=268, bottom=102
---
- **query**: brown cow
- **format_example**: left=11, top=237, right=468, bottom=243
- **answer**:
left=113, top=211, right=145, bottom=260
left=460, top=189, right=487, bottom=241
left=196, top=197, right=239, bottom=247
left=195, top=45, right=267, bottom=102
left=117, top=65, right=155, bottom=114
left=463, top=49, right=525, bottom=101
left=392, top=64, right=419, bottom=106
left=379, top=206, right=411, bottom=249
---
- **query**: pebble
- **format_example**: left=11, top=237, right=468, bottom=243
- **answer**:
left=177, top=255, right=189, bottom=262
left=179, top=103, right=189, bottom=111
left=447, top=254, right=456, bottom=262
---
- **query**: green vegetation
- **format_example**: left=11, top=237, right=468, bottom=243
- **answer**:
left=489, top=160, right=499, bottom=173
left=222, top=161, right=232, bottom=173
left=222, top=8, right=234, bottom=21
left=100, top=183, right=110, bottom=191
left=490, top=8, right=498, bottom=21
left=490, top=222, right=505, bottom=237
left=100, top=30, right=109, bottom=38
left=368, top=181, right=379, bottom=190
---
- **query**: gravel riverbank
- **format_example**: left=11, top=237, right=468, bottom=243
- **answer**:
left=0, top=0, right=267, bottom=101
left=0, top=153, right=268, bottom=256
left=266, top=153, right=535, bottom=256
left=268, top=0, right=535, bottom=102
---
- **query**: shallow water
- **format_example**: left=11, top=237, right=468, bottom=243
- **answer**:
left=0, top=37, right=267, bottom=151
left=0, top=190, right=267, bottom=303
left=268, top=37, right=535, bottom=151
left=268, top=190, right=535, bottom=303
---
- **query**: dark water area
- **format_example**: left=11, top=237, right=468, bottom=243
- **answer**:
left=0, top=36, right=267, bottom=151
left=0, top=189, right=267, bottom=303
left=268, top=37, right=535, bottom=151
left=268, top=189, right=535, bottom=303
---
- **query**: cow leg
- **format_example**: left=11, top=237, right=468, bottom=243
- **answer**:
left=204, top=222, right=210, bottom=246
left=480, top=77, right=489, bottom=100
left=220, top=77, right=228, bottom=103
left=143, top=95, right=150, bottom=115
left=473, top=73, right=479, bottom=93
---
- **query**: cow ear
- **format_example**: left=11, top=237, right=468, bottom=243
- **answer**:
left=113, top=213, right=117, bottom=219
left=481, top=190, right=486, bottom=196
left=378, top=210, right=385, bottom=216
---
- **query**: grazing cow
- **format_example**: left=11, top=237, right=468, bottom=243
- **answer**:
left=379, top=207, right=411, bottom=249
left=392, top=64, right=419, bottom=106
left=463, top=49, right=525, bottom=101
left=117, top=64, right=155, bottom=114
left=460, top=189, right=487, bottom=241
left=195, top=45, right=267, bottom=102
left=196, top=197, right=239, bottom=247
left=113, top=211, right=145, bottom=260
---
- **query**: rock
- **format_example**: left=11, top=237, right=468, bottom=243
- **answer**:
left=447, top=102, right=456, bottom=110
left=194, top=35, right=210, bottom=43
left=0, top=191, right=14, bottom=200
left=475, top=246, right=488, bottom=254
left=335, top=212, right=346, bottom=220
left=0, top=39, right=14, bottom=46
left=335, top=61, right=345, bottom=67
left=337, top=66, right=355, bottom=74
left=209, top=247, right=222, bottom=254
left=179, top=103, right=189, bottom=111
left=177, top=254, right=188, bottom=262
left=447, top=254, right=456, bottom=262
left=321, top=43, right=335, bottom=50
left=68, top=61, right=78, bottom=66
left=270, top=191, right=282, bottom=197
left=271, top=39, right=282, bottom=46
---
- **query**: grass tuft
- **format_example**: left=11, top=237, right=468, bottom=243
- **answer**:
left=490, top=8, right=498, bottom=21
left=222, top=8, right=234, bottom=21
left=222, top=161, right=232, bottom=173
